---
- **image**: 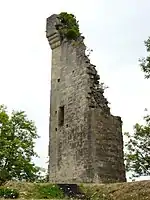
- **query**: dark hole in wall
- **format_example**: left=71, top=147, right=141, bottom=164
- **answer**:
left=57, top=184, right=86, bottom=199
left=58, top=78, right=60, bottom=82
left=58, top=106, right=64, bottom=126
left=89, top=105, right=95, bottom=108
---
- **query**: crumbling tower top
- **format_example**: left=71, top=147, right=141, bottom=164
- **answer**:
left=46, top=12, right=84, bottom=50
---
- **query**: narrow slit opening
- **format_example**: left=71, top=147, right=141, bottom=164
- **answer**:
left=58, top=106, right=64, bottom=126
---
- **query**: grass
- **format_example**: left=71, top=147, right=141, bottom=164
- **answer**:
left=0, top=182, right=65, bottom=199
left=0, top=180, right=150, bottom=199
left=81, top=181, right=150, bottom=200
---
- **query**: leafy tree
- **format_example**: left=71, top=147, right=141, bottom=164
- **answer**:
left=139, top=36, right=150, bottom=79
left=124, top=113, right=150, bottom=179
left=0, top=104, right=40, bottom=185
left=124, top=37, right=150, bottom=180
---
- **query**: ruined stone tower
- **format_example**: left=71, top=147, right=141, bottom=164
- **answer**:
left=46, top=13, right=126, bottom=183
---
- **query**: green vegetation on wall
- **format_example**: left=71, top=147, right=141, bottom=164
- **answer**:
left=56, top=12, right=81, bottom=40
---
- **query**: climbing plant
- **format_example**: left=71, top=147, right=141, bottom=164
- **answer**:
left=56, top=12, right=80, bottom=40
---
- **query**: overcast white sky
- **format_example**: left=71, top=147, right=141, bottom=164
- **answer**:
left=0, top=0, right=150, bottom=177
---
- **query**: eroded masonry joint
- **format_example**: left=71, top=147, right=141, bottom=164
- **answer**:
left=46, top=13, right=126, bottom=183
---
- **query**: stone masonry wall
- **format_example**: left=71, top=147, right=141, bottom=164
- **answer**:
left=46, top=14, right=126, bottom=183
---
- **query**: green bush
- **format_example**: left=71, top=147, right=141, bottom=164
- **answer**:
left=0, top=187, right=19, bottom=199
left=35, top=184, right=65, bottom=199
left=57, top=12, right=80, bottom=40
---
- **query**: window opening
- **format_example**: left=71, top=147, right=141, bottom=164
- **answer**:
left=58, top=106, right=64, bottom=126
